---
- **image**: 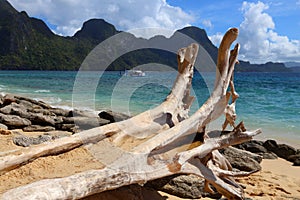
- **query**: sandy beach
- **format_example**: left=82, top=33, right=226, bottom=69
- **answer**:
left=0, top=130, right=299, bottom=199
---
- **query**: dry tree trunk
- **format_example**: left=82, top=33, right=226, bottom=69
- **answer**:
left=0, top=28, right=261, bottom=200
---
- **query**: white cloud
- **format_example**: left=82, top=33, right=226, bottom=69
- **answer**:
left=297, top=0, right=300, bottom=5
left=8, top=0, right=194, bottom=38
left=209, top=32, right=223, bottom=47
left=237, top=1, right=300, bottom=63
left=202, top=19, right=212, bottom=28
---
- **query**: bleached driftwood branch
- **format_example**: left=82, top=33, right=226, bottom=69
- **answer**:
left=1, top=28, right=261, bottom=200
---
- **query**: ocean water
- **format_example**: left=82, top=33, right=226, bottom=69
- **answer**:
left=0, top=70, right=299, bottom=147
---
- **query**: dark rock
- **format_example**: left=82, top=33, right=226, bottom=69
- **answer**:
left=235, top=140, right=267, bottom=154
left=29, top=113, right=56, bottom=126
left=257, top=152, right=278, bottom=159
left=146, top=174, right=221, bottom=199
left=83, top=184, right=163, bottom=200
left=98, top=110, right=130, bottom=123
left=287, top=154, right=300, bottom=166
left=263, top=140, right=296, bottom=159
left=13, top=134, right=53, bottom=147
left=293, top=158, right=300, bottom=166
left=0, top=113, right=31, bottom=128
left=262, top=139, right=278, bottom=150
left=23, top=125, right=55, bottom=132
left=220, top=147, right=262, bottom=172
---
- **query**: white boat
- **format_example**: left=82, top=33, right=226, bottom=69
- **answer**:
left=125, top=69, right=145, bottom=77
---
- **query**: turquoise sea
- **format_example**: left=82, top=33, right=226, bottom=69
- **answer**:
left=0, top=70, right=299, bottom=147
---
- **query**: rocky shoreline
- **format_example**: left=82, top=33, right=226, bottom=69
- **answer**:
left=0, top=93, right=299, bottom=199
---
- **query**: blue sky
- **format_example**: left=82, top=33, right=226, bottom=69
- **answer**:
left=7, top=0, right=300, bottom=64
left=168, top=0, right=300, bottom=40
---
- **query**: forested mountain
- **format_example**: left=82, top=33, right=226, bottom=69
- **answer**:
left=0, top=0, right=292, bottom=72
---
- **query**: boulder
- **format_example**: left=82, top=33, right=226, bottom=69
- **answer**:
left=23, top=125, right=56, bottom=132
left=0, top=113, right=31, bottom=128
left=85, top=184, right=164, bottom=200
left=263, top=140, right=296, bottom=160
left=287, top=154, right=300, bottom=166
left=146, top=174, right=221, bottom=199
left=235, top=140, right=268, bottom=154
left=98, top=110, right=130, bottom=123
left=29, top=113, right=56, bottom=126
left=220, top=147, right=262, bottom=172
left=293, top=159, right=300, bottom=166
left=257, top=152, right=278, bottom=159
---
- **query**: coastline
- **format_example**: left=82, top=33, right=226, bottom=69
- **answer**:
left=2, top=89, right=300, bottom=148
left=0, top=70, right=299, bottom=147
left=0, top=94, right=299, bottom=199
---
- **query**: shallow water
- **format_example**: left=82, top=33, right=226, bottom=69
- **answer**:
left=0, top=70, right=299, bottom=147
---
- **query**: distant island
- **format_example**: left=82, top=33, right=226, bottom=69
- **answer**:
left=0, top=0, right=295, bottom=72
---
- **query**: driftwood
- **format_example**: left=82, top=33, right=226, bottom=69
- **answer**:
left=0, top=28, right=261, bottom=200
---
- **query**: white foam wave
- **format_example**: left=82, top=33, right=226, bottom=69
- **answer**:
left=0, top=92, right=7, bottom=97
left=35, top=89, right=51, bottom=93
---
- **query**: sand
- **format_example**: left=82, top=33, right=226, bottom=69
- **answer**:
left=0, top=130, right=300, bottom=199
left=237, top=158, right=300, bottom=199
